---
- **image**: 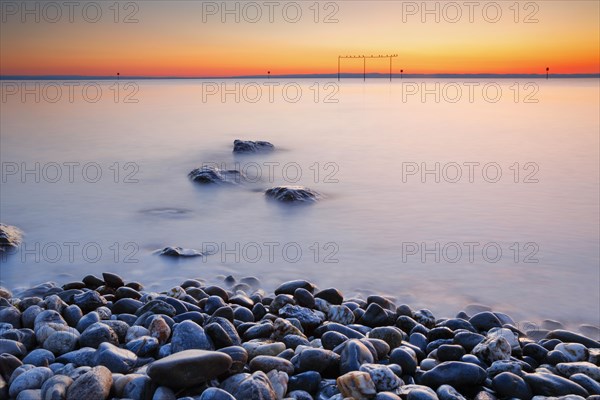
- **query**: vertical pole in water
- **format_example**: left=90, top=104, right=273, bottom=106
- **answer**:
left=268, top=71, right=270, bottom=79
left=363, top=56, right=366, bottom=81
left=546, top=67, right=549, bottom=79
left=117, top=72, right=120, bottom=81
left=401, top=69, right=403, bottom=79
left=338, top=56, right=340, bottom=81
left=389, top=56, right=392, bottom=82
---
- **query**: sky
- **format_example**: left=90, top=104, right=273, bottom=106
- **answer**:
left=1, top=1, right=599, bottom=76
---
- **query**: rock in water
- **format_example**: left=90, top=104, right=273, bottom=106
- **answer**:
left=66, top=366, right=112, bottom=400
left=156, top=246, right=203, bottom=257
left=233, top=139, right=275, bottom=153
left=147, top=350, right=232, bottom=389
left=189, top=165, right=245, bottom=185
left=0, top=224, right=22, bottom=250
left=265, top=186, right=321, bottom=203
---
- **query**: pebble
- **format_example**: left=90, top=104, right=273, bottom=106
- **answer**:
left=22, top=349, right=55, bottom=366
left=472, top=334, right=512, bottom=364
left=93, top=342, right=139, bottom=374
left=359, top=363, right=403, bottom=391
left=250, top=355, right=295, bottom=374
left=66, top=365, right=112, bottom=400
left=0, top=339, right=27, bottom=358
left=340, top=339, right=375, bottom=374
left=555, top=343, right=589, bottom=362
left=40, top=374, right=73, bottom=399
left=492, top=371, right=532, bottom=399
left=420, top=361, right=487, bottom=388
left=8, top=366, right=52, bottom=398
left=147, top=349, right=232, bottom=389
left=337, top=371, right=377, bottom=399
left=79, top=322, right=118, bottom=348
left=171, top=320, right=213, bottom=352
left=221, top=371, right=277, bottom=399
left=556, top=361, right=600, bottom=380
left=436, top=384, right=467, bottom=400
left=524, top=372, right=589, bottom=397
left=469, top=312, right=502, bottom=332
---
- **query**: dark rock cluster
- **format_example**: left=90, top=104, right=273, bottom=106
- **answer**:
left=1, top=273, right=599, bottom=399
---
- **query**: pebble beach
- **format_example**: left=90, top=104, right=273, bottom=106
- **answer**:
left=0, top=271, right=599, bottom=400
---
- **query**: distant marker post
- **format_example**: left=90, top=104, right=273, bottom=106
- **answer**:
left=401, top=69, right=403, bottom=79
left=546, top=67, right=549, bottom=80
left=268, top=71, right=270, bottom=80
left=117, top=72, right=120, bottom=81
left=363, top=56, right=366, bottom=81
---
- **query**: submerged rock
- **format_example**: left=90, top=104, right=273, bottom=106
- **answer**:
left=189, top=165, right=245, bottom=185
left=233, top=139, right=275, bottom=153
left=265, top=186, right=321, bottom=203
left=0, top=224, right=21, bottom=250
left=156, top=246, right=203, bottom=257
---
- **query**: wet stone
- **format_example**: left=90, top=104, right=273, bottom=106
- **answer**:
left=22, top=349, right=55, bottom=367
left=249, top=355, right=294, bottom=374
left=337, top=371, right=377, bottom=399
left=147, top=349, right=232, bottom=389
left=66, top=365, right=112, bottom=400
left=265, top=186, right=321, bottom=203
left=420, top=361, right=487, bottom=389
left=233, top=139, right=275, bottom=154
left=524, top=372, right=589, bottom=397
left=315, top=288, right=344, bottom=305
left=93, top=342, right=139, bottom=374
left=221, top=371, right=277, bottom=400
left=40, top=374, right=73, bottom=400
left=72, top=291, right=107, bottom=314
left=171, top=320, right=213, bottom=352
left=492, top=371, right=532, bottom=399
left=79, top=323, right=118, bottom=348
left=359, top=363, right=403, bottom=391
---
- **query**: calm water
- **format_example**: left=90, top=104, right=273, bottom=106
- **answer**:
left=1, top=79, right=598, bottom=331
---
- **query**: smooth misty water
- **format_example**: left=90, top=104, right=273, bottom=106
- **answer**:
left=1, top=79, right=598, bottom=331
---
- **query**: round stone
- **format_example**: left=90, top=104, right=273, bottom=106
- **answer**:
left=147, top=349, right=232, bottom=389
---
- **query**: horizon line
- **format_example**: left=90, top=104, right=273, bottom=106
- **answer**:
left=1, top=72, right=599, bottom=80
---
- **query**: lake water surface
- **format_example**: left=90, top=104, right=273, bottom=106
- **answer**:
left=1, top=78, right=598, bottom=331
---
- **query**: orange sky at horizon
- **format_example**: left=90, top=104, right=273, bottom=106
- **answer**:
left=1, top=1, right=599, bottom=76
